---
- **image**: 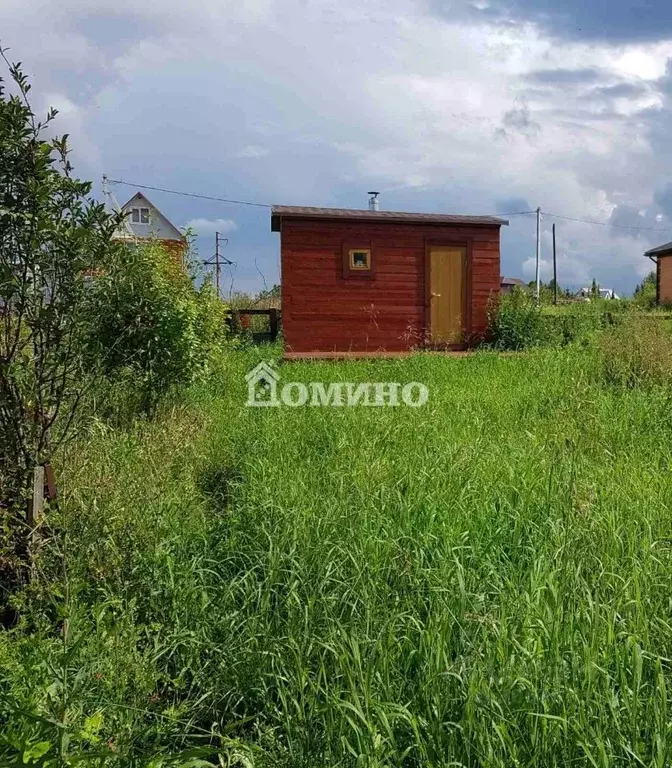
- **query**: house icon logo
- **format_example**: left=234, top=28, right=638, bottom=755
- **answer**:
left=245, top=361, right=281, bottom=407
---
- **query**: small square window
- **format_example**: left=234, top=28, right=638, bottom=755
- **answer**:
left=342, top=242, right=374, bottom=279
left=349, top=249, right=371, bottom=270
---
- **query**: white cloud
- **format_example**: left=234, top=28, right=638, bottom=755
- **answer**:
left=233, top=145, right=270, bottom=159
left=41, top=92, right=102, bottom=169
left=185, top=218, right=238, bottom=235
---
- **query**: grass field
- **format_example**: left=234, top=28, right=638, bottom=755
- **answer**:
left=3, top=342, right=672, bottom=766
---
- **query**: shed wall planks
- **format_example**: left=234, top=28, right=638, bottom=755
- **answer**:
left=659, top=256, right=672, bottom=304
left=280, top=218, right=502, bottom=352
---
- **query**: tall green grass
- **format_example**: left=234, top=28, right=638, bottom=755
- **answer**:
left=3, top=344, right=672, bottom=766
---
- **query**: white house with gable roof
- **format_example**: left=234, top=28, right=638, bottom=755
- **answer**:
left=114, top=191, right=187, bottom=261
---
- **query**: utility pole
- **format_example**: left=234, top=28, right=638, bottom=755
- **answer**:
left=203, top=231, right=232, bottom=300
left=215, top=231, right=222, bottom=300
left=552, top=223, right=558, bottom=306
left=102, top=173, right=134, bottom=238
left=535, top=207, right=542, bottom=305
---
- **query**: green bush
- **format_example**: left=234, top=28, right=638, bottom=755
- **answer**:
left=488, top=291, right=621, bottom=350
left=633, top=271, right=657, bottom=309
left=0, top=56, right=122, bottom=582
left=84, top=240, right=227, bottom=413
left=487, top=288, right=548, bottom=350
left=541, top=303, right=611, bottom=346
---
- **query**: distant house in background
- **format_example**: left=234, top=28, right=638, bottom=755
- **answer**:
left=500, top=277, right=526, bottom=294
left=577, top=286, right=620, bottom=300
left=644, top=241, right=672, bottom=304
left=114, top=191, right=187, bottom=261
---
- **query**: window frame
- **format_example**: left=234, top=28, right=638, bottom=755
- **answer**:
left=131, top=207, right=151, bottom=225
left=342, top=241, right=375, bottom=279
left=349, top=249, right=371, bottom=271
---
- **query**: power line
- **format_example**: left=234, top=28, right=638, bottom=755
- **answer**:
left=104, top=180, right=671, bottom=234
left=490, top=210, right=537, bottom=217
left=108, top=180, right=539, bottom=218
left=543, top=210, right=672, bottom=233
left=500, top=208, right=671, bottom=232
left=107, top=179, right=271, bottom=209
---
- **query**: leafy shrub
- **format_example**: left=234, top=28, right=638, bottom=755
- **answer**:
left=487, top=288, right=547, bottom=350
left=0, top=54, right=122, bottom=592
left=600, top=313, right=672, bottom=387
left=489, top=291, right=621, bottom=350
left=84, top=240, right=227, bottom=413
left=541, top=302, right=612, bottom=346
left=633, top=271, right=657, bottom=309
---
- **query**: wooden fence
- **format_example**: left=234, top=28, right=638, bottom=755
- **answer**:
left=227, top=308, right=281, bottom=343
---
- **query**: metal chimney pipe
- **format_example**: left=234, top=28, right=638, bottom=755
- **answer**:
left=368, top=191, right=380, bottom=211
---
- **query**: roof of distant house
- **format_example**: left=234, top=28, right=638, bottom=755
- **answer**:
left=644, top=241, right=672, bottom=257
left=271, top=205, right=509, bottom=231
left=501, top=277, right=526, bottom=286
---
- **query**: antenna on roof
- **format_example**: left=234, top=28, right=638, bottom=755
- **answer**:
left=368, top=191, right=380, bottom=212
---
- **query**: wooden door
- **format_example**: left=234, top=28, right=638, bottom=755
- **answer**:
left=429, top=246, right=466, bottom=344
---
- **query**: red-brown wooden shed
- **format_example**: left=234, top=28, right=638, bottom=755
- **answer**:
left=271, top=206, right=507, bottom=357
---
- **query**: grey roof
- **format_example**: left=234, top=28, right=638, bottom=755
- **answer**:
left=271, top=205, right=508, bottom=230
left=644, top=241, right=672, bottom=258
left=501, top=276, right=525, bottom=285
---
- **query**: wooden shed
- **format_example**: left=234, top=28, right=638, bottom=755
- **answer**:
left=271, top=206, right=508, bottom=356
left=645, top=241, right=672, bottom=304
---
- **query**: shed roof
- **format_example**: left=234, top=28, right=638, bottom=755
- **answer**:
left=645, top=241, right=672, bottom=258
left=271, top=205, right=508, bottom=231
left=501, top=276, right=526, bottom=285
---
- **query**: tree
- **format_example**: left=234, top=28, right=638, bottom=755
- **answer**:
left=84, top=239, right=227, bottom=414
left=526, top=280, right=563, bottom=305
left=0, top=53, right=121, bottom=578
left=633, top=270, right=657, bottom=308
left=634, top=271, right=656, bottom=295
left=258, top=283, right=281, bottom=301
left=590, top=278, right=599, bottom=298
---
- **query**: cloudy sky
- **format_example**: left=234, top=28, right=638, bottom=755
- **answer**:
left=3, top=0, right=672, bottom=294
